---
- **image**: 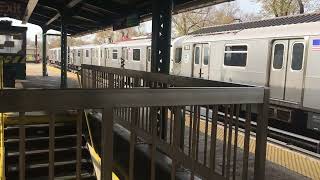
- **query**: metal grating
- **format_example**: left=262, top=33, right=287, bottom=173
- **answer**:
left=190, top=13, right=320, bottom=35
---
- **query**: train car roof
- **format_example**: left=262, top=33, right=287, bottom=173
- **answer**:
left=190, top=13, right=320, bottom=35
left=101, top=38, right=151, bottom=48
left=72, top=44, right=100, bottom=49
left=183, top=20, right=320, bottom=43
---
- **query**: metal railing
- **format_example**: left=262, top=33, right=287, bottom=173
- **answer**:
left=0, top=86, right=268, bottom=180
left=79, top=65, right=269, bottom=180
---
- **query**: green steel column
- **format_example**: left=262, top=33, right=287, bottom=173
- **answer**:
left=151, top=0, right=173, bottom=141
left=60, top=15, right=68, bottom=88
left=151, top=0, right=173, bottom=74
left=42, top=28, right=48, bottom=77
left=0, top=59, right=3, bottom=89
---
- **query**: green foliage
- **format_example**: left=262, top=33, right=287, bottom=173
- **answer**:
left=255, top=0, right=316, bottom=17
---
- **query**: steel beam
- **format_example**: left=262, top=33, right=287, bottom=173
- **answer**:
left=42, top=27, right=48, bottom=76
left=60, top=15, right=68, bottom=88
left=46, top=13, right=60, bottom=26
left=151, top=0, right=173, bottom=74
left=45, top=0, right=83, bottom=26
left=22, top=0, right=39, bottom=24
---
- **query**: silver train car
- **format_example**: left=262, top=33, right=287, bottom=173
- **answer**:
left=48, top=13, right=320, bottom=134
left=172, top=13, right=320, bottom=134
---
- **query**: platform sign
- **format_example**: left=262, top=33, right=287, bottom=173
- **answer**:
left=312, top=39, right=320, bottom=51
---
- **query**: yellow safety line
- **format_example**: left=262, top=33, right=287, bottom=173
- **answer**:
left=0, top=58, right=4, bottom=180
left=188, top=116, right=320, bottom=179
left=87, top=143, right=120, bottom=180
left=47, top=65, right=79, bottom=81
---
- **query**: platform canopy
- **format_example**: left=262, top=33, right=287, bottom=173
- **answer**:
left=0, top=0, right=232, bottom=36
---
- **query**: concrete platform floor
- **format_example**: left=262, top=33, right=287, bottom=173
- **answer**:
left=16, top=63, right=80, bottom=89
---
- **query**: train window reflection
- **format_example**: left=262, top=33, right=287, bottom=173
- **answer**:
left=273, top=44, right=284, bottom=69
left=291, top=43, right=304, bottom=71
left=147, top=48, right=151, bottom=62
left=133, top=49, right=140, bottom=61
left=112, top=49, right=118, bottom=59
left=194, top=47, right=200, bottom=64
left=175, top=48, right=182, bottom=63
left=203, top=46, right=209, bottom=65
left=224, top=45, right=247, bottom=67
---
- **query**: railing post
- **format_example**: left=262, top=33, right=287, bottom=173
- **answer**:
left=254, top=89, right=269, bottom=180
left=101, top=107, right=114, bottom=180
left=92, top=70, right=97, bottom=88
left=49, top=114, right=55, bottom=180
left=172, top=106, right=182, bottom=180
left=129, top=107, right=138, bottom=180
left=19, top=112, right=26, bottom=180
left=76, top=111, right=83, bottom=179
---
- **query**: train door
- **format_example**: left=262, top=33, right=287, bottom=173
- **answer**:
left=104, top=48, right=108, bottom=67
left=269, top=39, right=305, bottom=103
left=146, top=46, right=151, bottom=72
left=192, top=44, right=209, bottom=79
left=121, top=47, right=128, bottom=68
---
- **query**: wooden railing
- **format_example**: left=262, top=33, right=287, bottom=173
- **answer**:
left=79, top=65, right=269, bottom=180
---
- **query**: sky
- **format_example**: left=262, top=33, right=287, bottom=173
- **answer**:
left=0, top=0, right=260, bottom=41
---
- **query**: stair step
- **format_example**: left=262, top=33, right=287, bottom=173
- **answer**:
left=30, top=172, right=96, bottom=180
left=5, top=123, right=77, bottom=139
left=5, top=134, right=86, bottom=152
left=6, top=147, right=91, bottom=166
left=4, top=114, right=94, bottom=179
left=6, top=159, right=94, bottom=179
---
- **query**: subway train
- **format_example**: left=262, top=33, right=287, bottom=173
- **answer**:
left=49, top=13, right=320, bottom=136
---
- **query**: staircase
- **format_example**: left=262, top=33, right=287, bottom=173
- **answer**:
left=4, top=117, right=95, bottom=179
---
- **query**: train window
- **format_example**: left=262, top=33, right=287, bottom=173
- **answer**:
left=175, top=48, right=182, bottom=63
left=224, top=45, right=247, bottom=67
left=86, top=50, right=89, bottom=57
left=273, top=44, right=284, bottom=69
left=203, top=46, right=209, bottom=65
left=291, top=43, right=304, bottom=71
left=112, top=49, right=118, bottom=59
left=133, top=49, right=140, bottom=61
left=77, top=50, right=81, bottom=57
left=194, top=47, right=200, bottom=64
left=147, top=48, right=151, bottom=62
left=105, top=48, right=108, bottom=60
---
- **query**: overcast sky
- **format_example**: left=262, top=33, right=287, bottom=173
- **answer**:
left=0, top=0, right=260, bottom=40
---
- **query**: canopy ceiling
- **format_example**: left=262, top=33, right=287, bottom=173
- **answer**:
left=0, top=0, right=232, bottom=36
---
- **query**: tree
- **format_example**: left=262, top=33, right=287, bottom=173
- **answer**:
left=94, top=29, right=114, bottom=44
left=94, top=25, right=147, bottom=44
left=172, top=3, right=241, bottom=36
left=48, top=37, right=60, bottom=49
left=255, top=0, right=314, bottom=17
